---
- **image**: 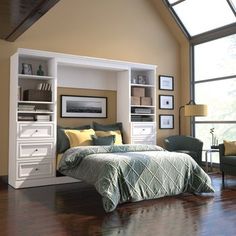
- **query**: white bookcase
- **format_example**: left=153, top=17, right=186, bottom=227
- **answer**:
left=117, top=67, right=156, bottom=144
left=9, top=49, right=78, bottom=188
left=9, top=48, right=157, bottom=188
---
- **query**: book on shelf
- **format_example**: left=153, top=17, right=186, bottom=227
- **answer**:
left=36, top=83, right=51, bottom=91
left=131, top=108, right=152, bottom=114
left=35, top=109, right=51, bottom=112
left=18, top=104, right=35, bottom=111
left=18, top=86, right=22, bottom=101
left=18, top=116, right=35, bottom=121
left=36, top=115, right=51, bottom=121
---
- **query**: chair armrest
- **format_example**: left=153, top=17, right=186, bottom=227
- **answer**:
left=219, top=143, right=225, bottom=163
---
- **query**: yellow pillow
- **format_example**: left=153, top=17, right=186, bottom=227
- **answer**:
left=64, top=129, right=95, bottom=147
left=95, top=130, right=123, bottom=145
left=224, top=140, right=236, bottom=156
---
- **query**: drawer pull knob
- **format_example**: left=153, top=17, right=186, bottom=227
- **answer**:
left=35, top=149, right=38, bottom=152
left=35, top=168, right=39, bottom=171
left=35, top=130, right=38, bottom=133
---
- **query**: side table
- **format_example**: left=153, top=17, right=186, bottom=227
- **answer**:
left=203, top=146, right=219, bottom=172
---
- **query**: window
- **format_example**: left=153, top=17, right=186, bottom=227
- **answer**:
left=194, top=34, right=236, bottom=81
left=194, top=34, right=236, bottom=163
left=164, top=0, right=236, bottom=165
left=165, top=0, right=236, bottom=37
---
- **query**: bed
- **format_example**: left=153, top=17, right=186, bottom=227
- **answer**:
left=58, top=144, right=214, bottom=212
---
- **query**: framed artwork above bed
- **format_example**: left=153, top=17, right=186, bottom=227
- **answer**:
left=61, top=95, right=107, bottom=118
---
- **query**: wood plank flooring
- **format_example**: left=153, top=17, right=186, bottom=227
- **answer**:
left=1, top=173, right=236, bottom=236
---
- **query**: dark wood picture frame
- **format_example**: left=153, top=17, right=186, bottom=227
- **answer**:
left=61, top=95, right=107, bottom=118
left=159, top=75, right=174, bottom=91
left=159, top=115, right=174, bottom=129
left=159, top=95, right=174, bottom=110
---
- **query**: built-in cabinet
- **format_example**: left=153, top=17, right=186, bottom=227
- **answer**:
left=9, top=48, right=157, bottom=188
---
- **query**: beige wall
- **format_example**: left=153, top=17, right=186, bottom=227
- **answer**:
left=0, top=0, right=184, bottom=175
left=151, top=0, right=190, bottom=135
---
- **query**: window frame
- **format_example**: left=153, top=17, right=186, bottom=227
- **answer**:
left=163, top=0, right=236, bottom=40
left=163, top=0, right=236, bottom=165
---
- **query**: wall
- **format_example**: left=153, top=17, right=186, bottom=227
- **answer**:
left=0, top=0, right=182, bottom=176
left=151, top=0, right=190, bottom=135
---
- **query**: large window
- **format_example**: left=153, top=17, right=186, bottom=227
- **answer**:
left=164, top=0, right=236, bottom=164
left=194, top=34, right=236, bottom=163
left=164, top=0, right=236, bottom=37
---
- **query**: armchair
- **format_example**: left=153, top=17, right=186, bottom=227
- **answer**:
left=219, top=143, right=236, bottom=186
left=164, top=135, right=203, bottom=166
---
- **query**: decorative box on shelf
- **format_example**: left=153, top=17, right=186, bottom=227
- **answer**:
left=131, top=96, right=140, bottom=105
left=23, top=89, right=52, bottom=102
left=131, top=87, right=145, bottom=97
left=141, top=97, right=152, bottom=106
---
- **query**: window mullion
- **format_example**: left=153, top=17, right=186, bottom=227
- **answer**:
left=226, top=0, right=236, bottom=17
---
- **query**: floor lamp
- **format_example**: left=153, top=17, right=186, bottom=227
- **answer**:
left=179, top=100, right=208, bottom=135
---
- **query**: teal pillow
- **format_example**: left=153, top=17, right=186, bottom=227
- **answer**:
left=57, top=125, right=91, bottom=153
left=92, top=135, right=115, bottom=146
left=93, top=122, right=123, bottom=136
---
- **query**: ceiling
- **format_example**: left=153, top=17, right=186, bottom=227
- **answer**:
left=0, top=0, right=60, bottom=42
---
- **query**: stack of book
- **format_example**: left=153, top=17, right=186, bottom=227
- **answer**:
left=18, top=116, right=35, bottom=121
left=18, top=104, right=35, bottom=112
left=131, top=108, right=152, bottom=114
left=36, top=115, right=51, bottom=122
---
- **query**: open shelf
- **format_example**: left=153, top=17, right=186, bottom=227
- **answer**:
left=18, top=111, right=53, bottom=114
left=130, top=84, right=154, bottom=88
left=18, top=101, right=54, bottom=104
left=18, top=74, right=55, bottom=80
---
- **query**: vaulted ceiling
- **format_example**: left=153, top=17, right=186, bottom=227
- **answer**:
left=0, top=0, right=60, bottom=41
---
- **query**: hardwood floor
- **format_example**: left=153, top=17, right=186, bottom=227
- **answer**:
left=1, top=173, right=236, bottom=236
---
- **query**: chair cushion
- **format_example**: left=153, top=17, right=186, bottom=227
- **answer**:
left=221, top=155, right=236, bottom=165
left=224, top=140, right=236, bottom=156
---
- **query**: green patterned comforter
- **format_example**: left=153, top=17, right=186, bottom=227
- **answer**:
left=58, top=144, right=214, bottom=212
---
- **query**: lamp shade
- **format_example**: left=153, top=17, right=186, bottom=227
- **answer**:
left=184, top=104, right=208, bottom=117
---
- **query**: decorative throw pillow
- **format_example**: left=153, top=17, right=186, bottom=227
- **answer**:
left=64, top=129, right=95, bottom=147
left=57, top=125, right=91, bottom=153
left=93, top=122, right=123, bottom=143
left=95, top=130, right=123, bottom=145
left=91, top=135, right=115, bottom=146
left=224, top=140, right=236, bottom=156
left=93, top=122, right=123, bottom=135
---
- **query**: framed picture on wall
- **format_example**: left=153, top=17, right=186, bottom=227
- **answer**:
left=61, top=95, right=107, bottom=118
left=159, top=95, right=174, bottom=110
left=159, top=115, right=174, bottom=129
left=159, top=75, right=174, bottom=91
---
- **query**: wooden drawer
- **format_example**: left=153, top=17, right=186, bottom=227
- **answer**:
left=17, top=161, right=54, bottom=179
left=132, top=123, right=155, bottom=136
left=18, top=142, right=54, bottom=159
left=17, top=123, right=54, bottom=139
